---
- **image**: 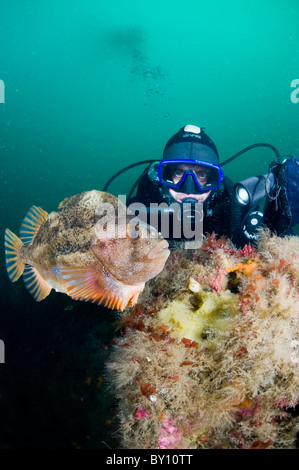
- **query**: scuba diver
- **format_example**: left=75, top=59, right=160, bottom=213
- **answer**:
left=103, top=124, right=299, bottom=248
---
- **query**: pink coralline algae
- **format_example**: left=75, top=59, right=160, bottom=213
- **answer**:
left=134, top=408, right=151, bottom=419
left=209, top=268, right=225, bottom=293
left=237, top=244, right=256, bottom=258
left=158, top=418, right=182, bottom=449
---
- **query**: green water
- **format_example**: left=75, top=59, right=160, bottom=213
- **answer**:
left=0, top=0, right=298, bottom=449
left=1, top=0, right=299, bottom=223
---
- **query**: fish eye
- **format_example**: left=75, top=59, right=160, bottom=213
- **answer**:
left=127, top=224, right=141, bottom=240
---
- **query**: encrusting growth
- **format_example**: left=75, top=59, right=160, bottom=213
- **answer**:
left=107, top=231, right=299, bottom=449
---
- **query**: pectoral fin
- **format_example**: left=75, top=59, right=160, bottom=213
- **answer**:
left=128, top=286, right=144, bottom=306
left=58, top=265, right=141, bottom=311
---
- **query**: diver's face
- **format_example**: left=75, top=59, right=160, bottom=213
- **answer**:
left=170, top=164, right=210, bottom=186
left=169, top=164, right=211, bottom=203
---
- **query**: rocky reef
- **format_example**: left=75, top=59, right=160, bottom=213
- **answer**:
left=107, top=231, right=299, bottom=449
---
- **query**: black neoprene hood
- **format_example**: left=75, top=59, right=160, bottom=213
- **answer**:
left=162, top=125, right=219, bottom=166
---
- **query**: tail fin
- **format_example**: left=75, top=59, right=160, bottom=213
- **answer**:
left=4, top=229, right=25, bottom=282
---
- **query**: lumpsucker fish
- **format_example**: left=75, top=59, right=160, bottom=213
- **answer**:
left=4, top=190, right=170, bottom=311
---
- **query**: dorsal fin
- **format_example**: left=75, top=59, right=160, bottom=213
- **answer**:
left=58, top=195, right=72, bottom=210
left=19, top=205, right=48, bottom=245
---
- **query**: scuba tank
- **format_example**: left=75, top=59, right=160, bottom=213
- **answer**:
left=263, top=156, right=299, bottom=235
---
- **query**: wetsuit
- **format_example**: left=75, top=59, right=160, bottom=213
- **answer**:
left=128, top=169, right=248, bottom=247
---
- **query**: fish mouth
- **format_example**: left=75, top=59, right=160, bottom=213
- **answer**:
left=147, top=239, right=170, bottom=260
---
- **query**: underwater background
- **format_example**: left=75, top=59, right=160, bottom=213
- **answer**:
left=0, top=0, right=298, bottom=448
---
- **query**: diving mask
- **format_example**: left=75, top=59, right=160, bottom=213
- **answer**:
left=157, top=159, right=223, bottom=193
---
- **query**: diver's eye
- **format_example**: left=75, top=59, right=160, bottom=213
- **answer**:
left=171, top=168, right=184, bottom=181
left=127, top=224, right=141, bottom=240
left=196, top=170, right=209, bottom=181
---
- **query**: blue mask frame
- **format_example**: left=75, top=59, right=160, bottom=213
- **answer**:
left=157, top=159, right=223, bottom=191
